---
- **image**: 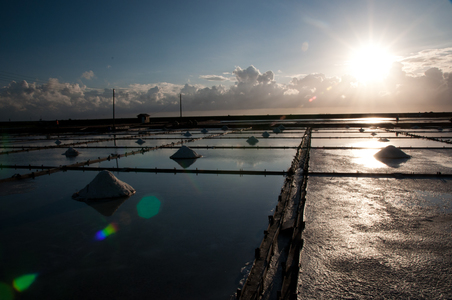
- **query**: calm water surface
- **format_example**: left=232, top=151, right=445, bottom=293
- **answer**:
left=0, top=172, right=286, bottom=299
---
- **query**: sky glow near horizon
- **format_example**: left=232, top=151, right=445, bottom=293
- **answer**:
left=1, top=0, right=452, bottom=121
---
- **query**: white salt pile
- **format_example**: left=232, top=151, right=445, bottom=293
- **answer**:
left=72, top=170, right=136, bottom=201
left=201, top=128, right=208, bottom=134
left=55, top=140, right=62, bottom=145
left=273, top=127, right=281, bottom=133
left=221, top=126, right=229, bottom=131
left=246, top=136, right=259, bottom=145
left=262, top=131, right=270, bottom=138
left=170, top=145, right=202, bottom=159
left=374, top=145, right=410, bottom=159
left=378, top=138, right=390, bottom=142
left=183, top=131, right=192, bottom=137
left=62, top=147, right=79, bottom=157
left=136, top=138, right=146, bottom=145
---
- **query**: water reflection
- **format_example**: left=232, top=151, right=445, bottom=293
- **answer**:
left=86, top=196, right=130, bottom=216
left=375, top=157, right=410, bottom=168
left=172, top=158, right=198, bottom=168
left=353, top=141, right=412, bottom=169
left=350, top=140, right=385, bottom=168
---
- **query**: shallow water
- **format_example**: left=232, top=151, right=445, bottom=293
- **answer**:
left=0, top=128, right=301, bottom=299
left=298, top=124, right=452, bottom=299
left=298, top=177, right=452, bottom=299
left=1, top=122, right=451, bottom=299
left=0, top=172, right=285, bottom=299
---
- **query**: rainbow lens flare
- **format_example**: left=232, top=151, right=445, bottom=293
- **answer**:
left=137, top=196, right=161, bottom=219
left=95, top=222, right=118, bottom=240
left=12, top=273, right=38, bottom=292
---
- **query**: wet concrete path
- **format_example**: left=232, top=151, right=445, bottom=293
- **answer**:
left=298, top=176, right=452, bottom=299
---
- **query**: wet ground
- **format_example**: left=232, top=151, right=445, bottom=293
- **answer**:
left=298, top=176, right=452, bottom=299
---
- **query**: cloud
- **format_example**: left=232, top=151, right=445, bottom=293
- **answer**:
left=233, top=65, right=261, bottom=83
left=81, top=70, right=95, bottom=80
left=199, top=75, right=231, bottom=81
left=1, top=56, right=452, bottom=121
left=400, top=47, right=452, bottom=76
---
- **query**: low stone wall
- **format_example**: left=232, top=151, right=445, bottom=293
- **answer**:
left=238, top=128, right=311, bottom=300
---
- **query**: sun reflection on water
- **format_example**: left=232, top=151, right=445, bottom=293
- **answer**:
left=350, top=140, right=386, bottom=169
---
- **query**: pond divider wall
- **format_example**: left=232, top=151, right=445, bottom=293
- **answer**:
left=238, top=128, right=311, bottom=300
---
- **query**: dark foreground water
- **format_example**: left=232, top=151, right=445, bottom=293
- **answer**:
left=0, top=170, right=285, bottom=299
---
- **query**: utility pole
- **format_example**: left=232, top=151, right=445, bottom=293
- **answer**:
left=180, top=93, right=182, bottom=118
left=113, top=89, right=116, bottom=130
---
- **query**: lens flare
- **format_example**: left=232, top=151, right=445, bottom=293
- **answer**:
left=12, top=273, right=38, bottom=292
left=0, top=282, right=14, bottom=300
left=95, top=222, right=118, bottom=240
left=137, top=196, right=161, bottom=219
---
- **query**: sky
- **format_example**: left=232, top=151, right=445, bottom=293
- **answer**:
left=1, top=0, right=452, bottom=121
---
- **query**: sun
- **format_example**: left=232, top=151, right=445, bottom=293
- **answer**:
left=348, top=44, right=395, bottom=83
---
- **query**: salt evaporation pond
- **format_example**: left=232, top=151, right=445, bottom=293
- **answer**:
left=309, top=148, right=452, bottom=173
left=190, top=138, right=302, bottom=147
left=0, top=171, right=286, bottom=299
left=96, top=148, right=298, bottom=171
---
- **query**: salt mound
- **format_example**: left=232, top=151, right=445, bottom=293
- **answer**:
left=55, top=139, right=62, bottom=145
left=262, top=131, right=270, bottom=138
left=374, top=145, right=410, bottom=159
left=278, top=125, right=286, bottom=130
left=378, top=138, right=390, bottom=142
left=170, top=145, right=202, bottom=159
left=371, top=132, right=377, bottom=136
left=201, top=128, right=208, bottom=134
left=183, top=131, right=192, bottom=137
left=136, top=138, right=146, bottom=145
left=63, top=147, right=79, bottom=157
left=72, top=170, right=136, bottom=201
left=246, top=136, right=259, bottom=145
left=273, top=127, right=281, bottom=133
left=221, top=126, right=229, bottom=131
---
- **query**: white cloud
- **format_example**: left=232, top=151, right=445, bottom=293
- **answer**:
left=233, top=65, right=261, bottom=83
left=400, top=47, right=452, bottom=76
left=81, top=70, right=95, bottom=80
left=199, top=75, right=232, bottom=81
left=284, top=89, right=299, bottom=96
left=2, top=56, right=452, bottom=121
